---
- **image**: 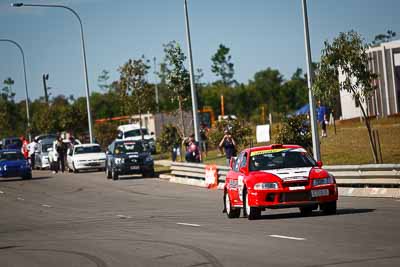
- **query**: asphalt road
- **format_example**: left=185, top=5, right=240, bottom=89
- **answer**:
left=0, top=170, right=399, bottom=267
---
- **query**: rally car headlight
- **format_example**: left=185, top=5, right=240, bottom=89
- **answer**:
left=254, top=182, right=279, bottom=190
left=312, top=176, right=334, bottom=186
left=115, top=158, right=125, bottom=165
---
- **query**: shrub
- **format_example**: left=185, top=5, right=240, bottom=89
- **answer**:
left=158, top=124, right=182, bottom=153
left=275, top=115, right=312, bottom=152
left=208, top=119, right=252, bottom=150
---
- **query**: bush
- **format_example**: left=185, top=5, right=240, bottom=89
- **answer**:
left=94, top=122, right=118, bottom=149
left=275, top=115, right=312, bottom=152
left=208, top=119, right=252, bottom=150
left=158, top=124, right=182, bottom=153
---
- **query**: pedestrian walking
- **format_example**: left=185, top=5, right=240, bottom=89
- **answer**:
left=219, top=130, right=237, bottom=166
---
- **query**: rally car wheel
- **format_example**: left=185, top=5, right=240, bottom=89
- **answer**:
left=225, top=192, right=240, bottom=218
left=106, top=167, right=112, bottom=179
left=320, top=201, right=337, bottom=215
left=112, top=169, right=119, bottom=180
left=243, top=189, right=261, bottom=220
left=299, top=206, right=313, bottom=216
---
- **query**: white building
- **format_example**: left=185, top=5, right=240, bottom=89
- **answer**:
left=339, top=39, right=400, bottom=119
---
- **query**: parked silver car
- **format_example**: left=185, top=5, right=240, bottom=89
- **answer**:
left=34, top=138, right=55, bottom=170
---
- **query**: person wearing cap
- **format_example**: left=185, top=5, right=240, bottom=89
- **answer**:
left=219, top=130, right=237, bottom=166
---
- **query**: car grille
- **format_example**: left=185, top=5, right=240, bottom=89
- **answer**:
left=282, top=181, right=309, bottom=188
left=129, top=158, right=139, bottom=164
left=280, top=192, right=311, bottom=202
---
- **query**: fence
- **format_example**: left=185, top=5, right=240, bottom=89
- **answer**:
left=161, top=162, right=400, bottom=198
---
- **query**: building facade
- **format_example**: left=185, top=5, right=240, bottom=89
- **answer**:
left=339, top=40, right=400, bottom=119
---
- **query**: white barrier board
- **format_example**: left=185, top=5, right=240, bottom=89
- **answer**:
left=256, top=124, right=270, bottom=143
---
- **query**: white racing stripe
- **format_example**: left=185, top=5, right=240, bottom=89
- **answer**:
left=269, top=234, right=306, bottom=241
left=176, top=222, right=201, bottom=227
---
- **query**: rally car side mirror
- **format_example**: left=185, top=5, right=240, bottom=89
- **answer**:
left=317, top=160, right=323, bottom=168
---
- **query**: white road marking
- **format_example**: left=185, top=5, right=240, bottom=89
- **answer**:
left=41, top=204, right=52, bottom=208
left=17, top=197, right=24, bottom=201
left=116, top=214, right=131, bottom=219
left=0, top=190, right=4, bottom=194
left=269, top=234, right=306, bottom=241
left=176, top=222, right=201, bottom=227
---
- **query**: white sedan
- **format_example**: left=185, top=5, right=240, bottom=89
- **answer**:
left=67, top=144, right=106, bottom=173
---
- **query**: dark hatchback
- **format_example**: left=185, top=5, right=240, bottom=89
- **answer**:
left=105, top=140, right=154, bottom=180
left=0, top=149, right=32, bottom=179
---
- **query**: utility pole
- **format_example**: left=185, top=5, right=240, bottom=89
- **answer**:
left=301, top=0, right=321, bottom=160
left=42, top=73, right=49, bottom=104
left=153, top=57, right=159, bottom=113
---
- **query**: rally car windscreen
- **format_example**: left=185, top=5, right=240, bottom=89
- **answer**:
left=0, top=152, right=25, bottom=161
left=249, top=149, right=316, bottom=171
left=124, top=129, right=149, bottom=138
left=115, top=141, right=143, bottom=154
left=75, top=146, right=102, bottom=154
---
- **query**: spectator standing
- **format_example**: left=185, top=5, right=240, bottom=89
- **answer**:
left=219, top=130, right=237, bottom=166
left=317, top=101, right=328, bottom=138
left=27, top=138, right=38, bottom=169
left=55, top=137, right=67, bottom=173
left=199, top=123, right=209, bottom=158
left=20, top=136, right=29, bottom=159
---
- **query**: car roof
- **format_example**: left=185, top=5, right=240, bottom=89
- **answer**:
left=74, top=143, right=100, bottom=148
left=40, top=138, right=56, bottom=144
left=245, top=144, right=303, bottom=154
left=0, top=149, right=22, bottom=153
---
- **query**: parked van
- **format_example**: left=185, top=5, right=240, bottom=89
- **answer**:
left=116, top=124, right=156, bottom=153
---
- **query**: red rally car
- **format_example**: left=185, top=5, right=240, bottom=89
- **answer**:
left=223, top=144, right=338, bottom=220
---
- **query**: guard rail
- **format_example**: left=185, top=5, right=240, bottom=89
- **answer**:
left=163, top=162, right=400, bottom=198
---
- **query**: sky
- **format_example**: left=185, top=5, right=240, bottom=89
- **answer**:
left=0, top=0, right=399, bottom=102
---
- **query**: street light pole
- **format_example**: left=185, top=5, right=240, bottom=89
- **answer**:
left=12, top=3, right=94, bottom=143
left=301, top=0, right=321, bottom=161
left=0, top=39, right=31, bottom=141
left=183, top=0, right=200, bottom=143
left=153, top=57, right=159, bottom=113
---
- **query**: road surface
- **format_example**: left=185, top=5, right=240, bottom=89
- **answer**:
left=1, top=170, right=399, bottom=266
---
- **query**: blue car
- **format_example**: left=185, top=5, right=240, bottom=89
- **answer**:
left=0, top=149, right=32, bottom=180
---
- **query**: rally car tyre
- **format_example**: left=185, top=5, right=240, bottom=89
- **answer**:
left=225, top=192, right=240, bottom=218
left=299, top=206, right=313, bottom=216
left=106, top=167, right=112, bottom=179
left=320, top=201, right=337, bottom=215
left=112, top=168, right=119, bottom=180
left=243, top=188, right=261, bottom=220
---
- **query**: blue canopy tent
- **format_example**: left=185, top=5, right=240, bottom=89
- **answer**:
left=294, top=104, right=310, bottom=116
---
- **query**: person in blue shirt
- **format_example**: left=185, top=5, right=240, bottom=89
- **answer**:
left=317, top=101, right=328, bottom=137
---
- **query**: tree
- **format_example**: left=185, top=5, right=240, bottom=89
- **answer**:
left=372, top=30, right=396, bottom=46
left=97, top=69, right=111, bottom=91
left=163, top=41, right=191, bottom=137
left=118, top=56, right=152, bottom=140
left=2, top=77, right=15, bottom=101
left=314, top=30, right=379, bottom=163
left=211, top=44, right=235, bottom=86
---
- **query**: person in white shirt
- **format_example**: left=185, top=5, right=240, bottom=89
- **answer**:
left=27, top=138, right=38, bottom=169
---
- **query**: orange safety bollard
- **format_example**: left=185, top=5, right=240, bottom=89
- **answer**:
left=205, top=164, right=218, bottom=189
